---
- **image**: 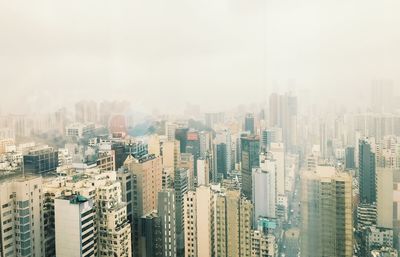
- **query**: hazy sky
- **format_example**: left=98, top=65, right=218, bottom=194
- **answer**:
left=0, top=0, right=399, bottom=114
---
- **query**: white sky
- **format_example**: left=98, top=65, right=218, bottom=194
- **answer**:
left=0, top=0, right=399, bottom=114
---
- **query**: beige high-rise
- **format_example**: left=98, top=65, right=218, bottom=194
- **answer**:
left=0, top=176, right=44, bottom=257
left=301, top=166, right=353, bottom=257
left=215, top=189, right=253, bottom=257
left=124, top=154, right=162, bottom=257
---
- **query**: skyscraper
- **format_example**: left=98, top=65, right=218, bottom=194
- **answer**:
left=140, top=211, right=163, bottom=257
left=215, top=189, right=253, bottom=257
left=197, top=158, right=209, bottom=186
left=244, top=113, right=255, bottom=134
left=253, top=154, right=276, bottom=220
left=359, top=139, right=377, bottom=204
left=269, top=93, right=297, bottom=152
left=158, top=189, right=177, bottom=257
left=301, top=166, right=353, bottom=257
left=0, top=176, right=44, bottom=257
left=345, top=146, right=356, bottom=170
left=75, top=100, right=98, bottom=124
left=184, top=186, right=215, bottom=257
left=214, top=130, right=232, bottom=180
left=55, top=195, right=96, bottom=257
left=185, top=131, right=201, bottom=176
left=124, top=154, right=163, bottom=257
left=376, top=168, right=393, bottom=229
left=174, top=168, right=188, bottom=256
left=240, top=135, right=260, bottom=200
left=270, top=142, right=285, bottom=195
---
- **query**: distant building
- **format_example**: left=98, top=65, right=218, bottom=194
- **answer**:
left=75, top=100, right=98, bottom=124
left=185, top=131, right=200, bottom=175
left=359, top=139, right=376, bottom=204
left=65, top=122, right=95, bottom=138
left=23, top=145, right=59, bottom=174
left=215, top=130, right=232, bottom=180
left=240, top=135, right=260, bottom=200
left=109, top=114, right=128, bottom=137
left=244, top=113, right=255, bottom=134
left=345, top=146, right=356, bottom=170
left=269, top=93, right=297, bottom=152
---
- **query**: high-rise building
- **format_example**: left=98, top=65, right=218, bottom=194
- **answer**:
left=204, top=112, right=224, bottom=129
left=301, top=166, right=353, bottom=257
left=251, top=218, right=277, bottom=257
left=46, top=169, right=132, bottom=257
left=161, top=140, right=180, bottom=171
left=174, top=127, right=188, bottom=153
left=0, top=176, right=44, bottom=257
left=184, top=186, right=215, bottom=257
left=55, top=195, right=96, bottom=257
left=158, top=189, right=177, bottom=257
left=124, top=154, right=162, bottom=257
left=140, top=211, right=163, bottom=257
left=148, top=134, right=161, bottom=157
left=345, top=146, right=356, bottom=170
left=240, top=135, right=260, bottom=200
left=197, top=158, right=209, bottom=186
left=269, top=93, right=297, bottom=152
left=244, top=113, right=255, bottom=134
left=250, top=230, right=276, bottom=257
left=215, top=189, right=253, bottom=257
left=377, top=168, right=394, bottom=229
left=96, top=175, right=132, bottom=257
left=174, top=168, right=188, bottom=256
left=185, top=131, right=201, bottom=176
left=357, top=203, right=377, bottom=231
left=75, top=100, right=98, bottom=124
left=270, top=142, right=285, bottom=195
left=252, top=154, right=276, bottom=220
left=214, top=130, right=232, bottom=180
left=165, top=123, right=177, bottom=142
left=199, top=131, right=211, bottom=158
left=359, top=139, right=377, bottom=204
left=261, top=130, right=270, bottom=152
left=179, top=153, right=194, bottom=190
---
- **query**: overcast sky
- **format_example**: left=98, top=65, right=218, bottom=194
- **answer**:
left=0, top=0, right=399, bottom=114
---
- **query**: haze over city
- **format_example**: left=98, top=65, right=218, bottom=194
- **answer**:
left=1, top=0, right=400, bottom=114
